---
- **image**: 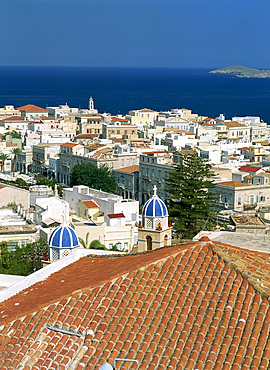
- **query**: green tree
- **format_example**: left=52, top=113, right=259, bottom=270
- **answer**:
left=89, top=239, right=107, bottom=250
left=2, top=131, right=21, bottom=140
left=70, top=163, right=117, bottom=193
left=0, top=153, right=9, bottom=173
left=0, top=240, right=48, bottom=276
left=166, top=152, right=218, bottom=239
left=11, top=147, right=22, bottom=176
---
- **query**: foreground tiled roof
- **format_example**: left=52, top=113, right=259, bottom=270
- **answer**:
left=1, top=242, right=270, bottom=369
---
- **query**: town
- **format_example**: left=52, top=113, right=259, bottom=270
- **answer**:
left=1, top=98, right=270, bottom=368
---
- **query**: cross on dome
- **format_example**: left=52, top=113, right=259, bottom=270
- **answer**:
left=153, top=185, right=157, bottom=196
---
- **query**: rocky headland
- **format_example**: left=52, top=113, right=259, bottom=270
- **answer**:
left=209, top=65, right=270, bottom=78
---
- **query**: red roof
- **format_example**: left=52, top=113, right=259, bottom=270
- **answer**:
left=1, top=242, right=270, bottom=368
left=60, top=142, right=78, bottom=147
left=115, top=165, right=139, bottom=173
left=111, top=116, right=129, bottom=123
left=5, top=142, right=17, bottom=147
left=238, top=165, right=261, bottom=172
left=238, top=147, right=250, bottom=151
left=75, top=134, right=98, bottom=138
left=17, top=104, right=48, bottom=113
left=0, top=116, right=26, bottom=122
left=217, top=180, right=251, bottom=187
left=107, top=212, right=125, bottom=219
left=82, top=200, right=99, bottom=208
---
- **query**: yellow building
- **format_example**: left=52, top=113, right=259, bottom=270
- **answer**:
left=0, top=105, right=20, bottom=117
left=129, top=108, right=158, bottom=127
left=76, top=200, right=104, bottom=222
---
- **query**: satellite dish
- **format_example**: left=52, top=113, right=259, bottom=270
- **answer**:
left=99, top=363, right=114, bottom=370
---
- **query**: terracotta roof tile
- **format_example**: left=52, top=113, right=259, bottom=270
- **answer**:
left=1, top=242, right=270, bottom=368
left=17, top=104, right=48, bottom=113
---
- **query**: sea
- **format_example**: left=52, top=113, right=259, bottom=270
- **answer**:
left=0, top=66, right=270, bottom=122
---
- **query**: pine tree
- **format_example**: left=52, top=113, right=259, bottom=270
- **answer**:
left=166, top=152, right=218, bottom=239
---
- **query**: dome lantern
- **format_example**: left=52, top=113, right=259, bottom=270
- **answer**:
left=142, top=185, right=169, bottom=230
left=49, top=223, right=79, bottom=261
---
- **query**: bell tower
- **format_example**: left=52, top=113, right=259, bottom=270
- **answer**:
left=89, top=97, right=94, bottom=111
left=138, top=186, right=172, bottom=252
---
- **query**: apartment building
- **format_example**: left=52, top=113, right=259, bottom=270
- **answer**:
left=32, top=143, right=62, bottom=175
left=139, top=150, right=174, bottom=204
left=129, top=108, right=158, bottom=127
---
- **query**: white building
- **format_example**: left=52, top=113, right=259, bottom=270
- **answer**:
left=34, top=197, right=69, bottom=226
left=63, top=185, right=139, bottom=226
left=46, top=103, right=79, bottom=118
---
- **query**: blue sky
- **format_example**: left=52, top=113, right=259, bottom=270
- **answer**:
left=1, top=0, right=269, bottom=68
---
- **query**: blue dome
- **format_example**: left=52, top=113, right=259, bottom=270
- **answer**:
left=142, top=194, right=168, bottom=218
left=49, top=224, right=79, bottom=248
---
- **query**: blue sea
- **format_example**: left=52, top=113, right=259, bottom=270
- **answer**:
left=0, top=66, right=270, bottom=122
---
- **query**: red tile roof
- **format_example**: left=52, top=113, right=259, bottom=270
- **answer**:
left=60, top=142, right=78, bottom=147
left=82, top=200, right=99, bottom=209
left=111, top=116, right=129, bottom=123
left=75, top=134, right=98, bottom=138
left=2, top=242, right=270, bottom=369
left=0, top=116, right=26, bottom=122
left=107, top=212, right=125, bottom=219
left=114, top=165, right=139, bottom=173
left=5, top=142, right=17, bottom=147
left=217, top=180, right=251, bottom=187
left=239, top=165, right=261, bottom=172
left=17, top=104, right=48, bottom=113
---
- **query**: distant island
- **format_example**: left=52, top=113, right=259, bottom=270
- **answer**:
left=209, top=65, right=270, bottom=78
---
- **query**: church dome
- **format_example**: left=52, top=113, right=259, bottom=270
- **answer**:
left=142, top=186, right=168, bottom=218
left=49, top=224, right=79, bottom=249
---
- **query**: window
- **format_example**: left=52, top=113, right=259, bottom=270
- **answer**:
left=249, top=195, right=254, bottom=205
left=237, top=196, right=242, bottom=205
left=84, top=210, right=87, bottom=216
left=124, top=242, right=128, bottom=250
left=256, top=194, right=259, bottom=203
left=9, top=241, right=18, bottom=251
left=116, top=242, right=122, bottom=250
left=121, top=159, right=124, bottom=166
left=131, top=213, right=136, bottom=221
left=21, top=239, right=29, bottom=247
left=126, top=159, right=130, bottom=166
left=260, top=194, right=265, bottom=202
left=109, top=243, right=113, bottom=249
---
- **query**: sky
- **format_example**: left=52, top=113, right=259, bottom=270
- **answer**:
left=1, top=0, right=270, bottom=69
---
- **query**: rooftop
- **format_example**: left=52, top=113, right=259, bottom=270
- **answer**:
left=17, top=104, right=48, bottom=113
left=82, top=200, right=99, bottom=209
left=239, top=165, right=262, bottom=172
left=1, top=241, right=270, bottom=368
left=217, top=180, right=251, bottom=187
left=114, top=165, right=139, bottom=173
